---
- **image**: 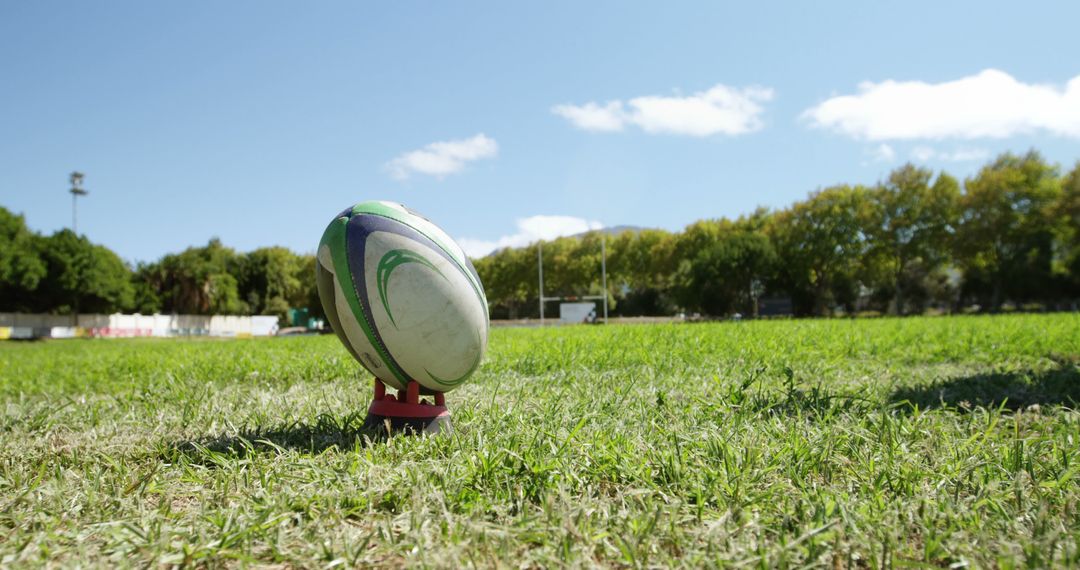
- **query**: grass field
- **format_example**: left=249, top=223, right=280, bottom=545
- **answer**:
left=1, top=314, right=1079, bottom=567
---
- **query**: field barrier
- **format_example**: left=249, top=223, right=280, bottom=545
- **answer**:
left=0, top=313, right=280, bottom=340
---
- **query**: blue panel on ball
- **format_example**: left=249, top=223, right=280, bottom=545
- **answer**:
left=462, top=256, right=485, bottom=298
left=343, top=215, right=416, bottom=382
left=345, top=213, right=475, bottom=301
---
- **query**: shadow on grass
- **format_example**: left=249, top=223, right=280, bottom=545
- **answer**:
left=889, top=362, right=1080, bottom=412
left=162, top=412, right=385, bottom=464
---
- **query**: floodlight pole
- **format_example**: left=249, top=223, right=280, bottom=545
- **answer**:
left=537, top=240, right=545, bottom=325
left=68, top=171, right=88, bottom=328
left=69, top=171, right=88, bottom=234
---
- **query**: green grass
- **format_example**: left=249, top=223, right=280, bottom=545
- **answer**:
left=1, top=314, right=1079, bottom=567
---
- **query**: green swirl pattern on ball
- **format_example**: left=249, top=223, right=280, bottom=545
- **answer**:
left=376, top=249, right=446, bottom=328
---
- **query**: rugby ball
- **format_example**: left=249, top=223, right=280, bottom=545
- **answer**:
left=316, top=201, right=488, bottom=393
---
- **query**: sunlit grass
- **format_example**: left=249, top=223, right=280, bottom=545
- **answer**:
left=1, top=314, right=1078, bottom=566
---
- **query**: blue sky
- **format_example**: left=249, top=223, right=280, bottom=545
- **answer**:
left=2, top=1, right=1078, bottom=261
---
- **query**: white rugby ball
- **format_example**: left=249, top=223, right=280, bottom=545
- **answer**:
left=316, top=201, right=488, bottom=393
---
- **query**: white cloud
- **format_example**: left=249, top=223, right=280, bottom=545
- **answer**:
left=550, top=102, right=625, bottom=132
left=457, top=215, right=603, bottom=258
left=553, top=84, right=774, bottom=137
left=803, top=69, right=1080, bottom=140
left=870, top=143, right=896, bottom=162
left=910, top=146, right=991, bottom=162
left=387, top=134, right=498, bottom=180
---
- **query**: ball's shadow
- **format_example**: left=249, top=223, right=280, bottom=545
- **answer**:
left=889, top=361, right=1080, bottom=412
left=163, top=412, right=390, bottom=465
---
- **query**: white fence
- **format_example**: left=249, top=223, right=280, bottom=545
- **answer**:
left=0, top=313, right=280, bottom=340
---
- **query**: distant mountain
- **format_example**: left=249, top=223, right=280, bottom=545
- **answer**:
left=572, top=225, right=649, bottom=238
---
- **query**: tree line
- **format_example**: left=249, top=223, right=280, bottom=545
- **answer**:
left=0, top=213, right=318, bottom=323
left=2, top=150, right=1078, bottom=321
left=473, top=151, right=1080, bottom=318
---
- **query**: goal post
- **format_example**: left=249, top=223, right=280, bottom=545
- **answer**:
left=537, top=233, right=608, bottom=325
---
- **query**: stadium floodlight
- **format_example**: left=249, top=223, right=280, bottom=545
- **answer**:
left=69, top=171, right=88, bottom=234
left=67, top=171, right=89, bottom=328
left=537, top=232, right=608, bottom=326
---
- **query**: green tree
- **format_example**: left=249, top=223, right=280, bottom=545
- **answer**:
left=142, top=238, right=246, bottom=314
left=770, top=185, right=876, bottom=316
left=205, top=272, right=244, bottom=315
left=293, top=254, right=322, bottom=321
left=130, top=263, right=163, bottom=314
left=1056, top=161, right=1080, bottom=299
left=36, top=230, right=134, bottom=314
left=673, top=219, right=776, bottom=316
left=955, top=151, right=1062, bottom=309
left=472, top=244, right=537, bottom=319
left=608, top=229, right=676, bottom=290
left=237, top=247, right=307, bottom=322
left=867, top=165, right=961, bottom=314
left=0, top=207, right=47, bottom=312
left=607, top=229, right=677, bottom=315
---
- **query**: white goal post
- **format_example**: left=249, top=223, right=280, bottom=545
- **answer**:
left=537, top=233, right=608, bottom=325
